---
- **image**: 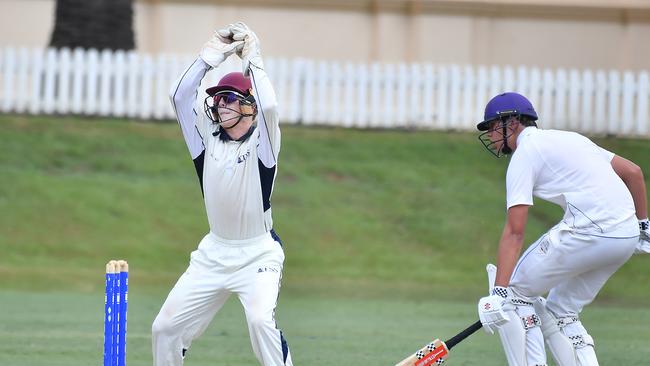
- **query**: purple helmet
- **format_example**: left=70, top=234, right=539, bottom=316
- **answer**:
left=476, top=92, right=538, bottom=131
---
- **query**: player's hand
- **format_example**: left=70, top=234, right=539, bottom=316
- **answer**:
left=635, top=218, right=650, bottom=254
left=229, top=22, right=264, bottom=75
left=199, top=32, right=243, bottom=69
left=478, top=287, right=511, bottom=335
left=215, top=24, right=236, bottom=44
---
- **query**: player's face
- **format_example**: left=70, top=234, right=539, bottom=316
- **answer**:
left=486, top=120, right=506, bottom=152
left=492, top=117, right=520, bottom=147
left=215, top=92, right=243, bottom=127
left=478, top=116, right=520, bottom=158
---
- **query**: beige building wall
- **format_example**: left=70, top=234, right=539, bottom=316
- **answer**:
left=1, top=0, right=650, bottom=70
left=0, top=0, right=55, bottom=47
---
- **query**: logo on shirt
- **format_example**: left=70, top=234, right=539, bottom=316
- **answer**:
left=236, top=149, right=251, bottom=164
left=539, top=237, right=549, bottom=254
left=257, top=266, right=279, bottom=273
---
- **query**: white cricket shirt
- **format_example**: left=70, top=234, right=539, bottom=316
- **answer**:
left=506, top=127, right=636, bottom=234
left=170, top=58, right=280, bottom=240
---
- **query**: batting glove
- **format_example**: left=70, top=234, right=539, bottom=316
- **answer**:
left=636, top=218, right=650, bottom=254
left=199, top=32, right=244, bottom=69
left=229, top=22, right=264, bottom=75
left=478, top=286, right=511, bottom=335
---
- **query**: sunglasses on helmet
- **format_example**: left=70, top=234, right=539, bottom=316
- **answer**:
left=213, top=91, right=247, bottom=105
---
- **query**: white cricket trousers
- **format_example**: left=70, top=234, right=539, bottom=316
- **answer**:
left=152, top=231, right=293, bottom=366
left=508, top=219, right=638, bottom=365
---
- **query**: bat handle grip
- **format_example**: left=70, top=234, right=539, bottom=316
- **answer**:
left=444, top=320, right=482, bottom=350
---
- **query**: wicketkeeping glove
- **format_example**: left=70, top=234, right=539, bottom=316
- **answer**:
left=229, top=22, right=264, bottom=75
left=636, top=218, right=650, bottom=254
left=215, top=24, right=237, bottom=44
left=478, top=286, right=512, bottom=335
left=199, top=32, right=244, bottom=69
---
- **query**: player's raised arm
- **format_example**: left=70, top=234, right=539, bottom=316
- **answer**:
left=249, top=50, right=280, bottom=168
left=223, top=22, right=280, bottom=168
left=169, top=32, right=243, bottom=187
left=169, top=33, right=243, bottom=159
left=169, top=58, right=208, bottom=161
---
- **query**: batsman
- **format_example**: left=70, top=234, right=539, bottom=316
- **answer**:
left=475, top=92, right=649, bottom=366
left=152, top=23, right=293, bottom=365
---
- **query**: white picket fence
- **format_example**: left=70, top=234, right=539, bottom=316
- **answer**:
left=1, top=46, right=649, bottom=136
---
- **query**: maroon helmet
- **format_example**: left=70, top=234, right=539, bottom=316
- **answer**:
left=206, top=72, right=253, bottom=96
left=204, top=72, right=257, bottom=126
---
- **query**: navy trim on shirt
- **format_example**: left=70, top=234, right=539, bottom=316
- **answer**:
left=192, top=151, right=205, bottom=196
left=258, top=159, right=276, bottom=212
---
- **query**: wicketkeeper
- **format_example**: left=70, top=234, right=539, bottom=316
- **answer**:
left=152, top=22, right=293, bottom=366
left=475, top=92, right=649, bottom=366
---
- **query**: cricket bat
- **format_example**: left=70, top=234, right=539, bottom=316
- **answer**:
left=395, top=264, right=497, bottom=366
left=394, top=320, right=482, bottom=366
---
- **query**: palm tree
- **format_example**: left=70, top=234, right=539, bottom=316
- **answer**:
left=49, top=0, right=135, bottom=51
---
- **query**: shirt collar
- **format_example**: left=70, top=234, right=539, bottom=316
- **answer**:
left=216, top=125, right=256, bottom=142
left=516, top=126, right=537, bottom=147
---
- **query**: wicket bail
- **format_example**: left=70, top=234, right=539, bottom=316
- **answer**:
left=104, top=260, right=129, bottom=366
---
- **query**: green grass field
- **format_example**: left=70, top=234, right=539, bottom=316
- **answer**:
left=1, top=114, right=649, bottom=365
left=1, top=290, right=649, bottom=366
